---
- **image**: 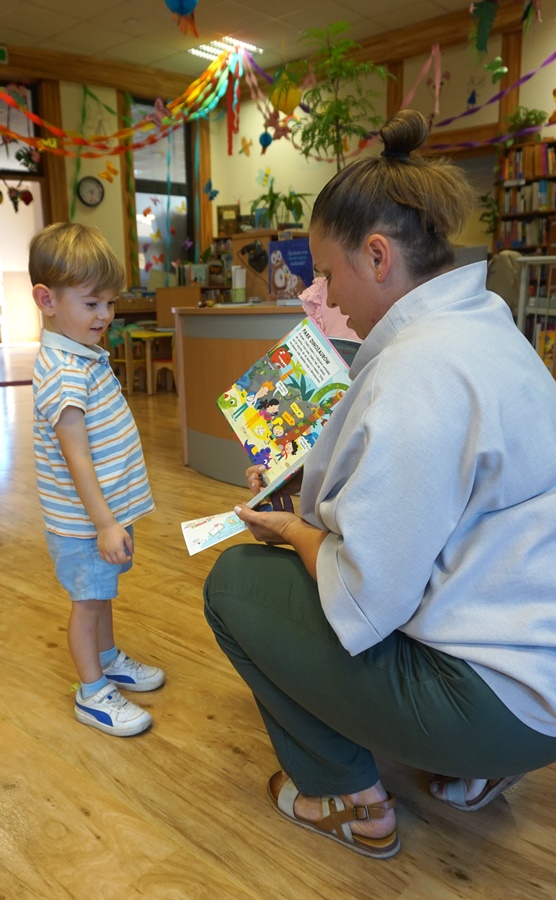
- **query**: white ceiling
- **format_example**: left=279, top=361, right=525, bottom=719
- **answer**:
left=2, top=0, right=472, bottom=78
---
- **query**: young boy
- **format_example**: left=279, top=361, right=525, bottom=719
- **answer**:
left=30, top=222, right=165, bottom=737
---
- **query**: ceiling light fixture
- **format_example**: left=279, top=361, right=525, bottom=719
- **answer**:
left=187, top=34, right=263, bottom=61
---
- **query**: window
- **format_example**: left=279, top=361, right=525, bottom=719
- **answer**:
left=131, top=100, right=192, bottom=288
left=0, top=83, right=40, bottom=175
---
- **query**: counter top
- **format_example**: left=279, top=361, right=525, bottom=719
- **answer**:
left=173, top=304, right=303, bottom=316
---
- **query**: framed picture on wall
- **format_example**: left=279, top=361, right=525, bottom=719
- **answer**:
left=217, top=204, right=240, bottom=236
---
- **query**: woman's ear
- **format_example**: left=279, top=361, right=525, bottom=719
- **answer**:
left=366, top=234, right=392, bottom=280
left=32, top=284, right=55, bottom=317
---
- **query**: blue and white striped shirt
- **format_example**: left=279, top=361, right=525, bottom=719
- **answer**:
left=33, top=331, right=154, bottom=537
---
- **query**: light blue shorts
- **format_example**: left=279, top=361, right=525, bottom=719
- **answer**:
left=45, top=526, right=134, bottom=601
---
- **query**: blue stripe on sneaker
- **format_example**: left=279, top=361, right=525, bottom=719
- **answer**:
left=108, top=674, right=135, bottom=685
left=75, top=699, right=113, bottom=726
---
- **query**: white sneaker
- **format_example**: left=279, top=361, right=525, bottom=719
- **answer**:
left=102, top=649, right=165, bottom=692
left=75, top=683, right=152, bottom=736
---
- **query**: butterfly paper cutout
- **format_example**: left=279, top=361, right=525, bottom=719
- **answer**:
left=99, top=161, right=118, bottom=182
left=182, top=237, right=194, bottom=251
left=150, top=196, right=161, bottom=206
left=145, top=261, right=153, bottom=273
left=142, top=206, right=152, bottom=217
left=153, top=253, right=165, bottom=265
left=203, top=179, right=219, bottom=201
left=151, top=229, right=162, bottom=241
left=240, top=137, right=253, bottom=156
left=175, top=200, right=187, bottom=214
left=145, top=97, right=172, bottom=128
left=142, top=242, right=151, bottom=254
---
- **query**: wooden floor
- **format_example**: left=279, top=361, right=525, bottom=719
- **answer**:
left=1, top=382, right=555, bottom=899
left=0, top=343, right=38, bottom=385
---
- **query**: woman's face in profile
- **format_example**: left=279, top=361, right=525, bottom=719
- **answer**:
left=309, top=228, right=381, bottom=340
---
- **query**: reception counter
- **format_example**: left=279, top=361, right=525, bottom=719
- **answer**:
left=173, top=304, right=304, bottom=486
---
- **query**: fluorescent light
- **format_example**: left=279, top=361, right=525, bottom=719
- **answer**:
left=187, top=34, right=263, bottom=61
left=188, top=48, right=220, bottom=60
left=222, top=36, right=263, bottom=53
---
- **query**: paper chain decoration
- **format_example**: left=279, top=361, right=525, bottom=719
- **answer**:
left=1, top=33, right=554, bottom=164
left=0, top=48, right=242, bottom=158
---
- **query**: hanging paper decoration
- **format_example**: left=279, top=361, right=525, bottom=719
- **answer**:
left=203, top=179, right=219, bottom=200
left=268, top=72, right=302, bottom=117
left=469, top=0, right=541, bottom=53
left=164, top=0, right=199, bottom=37
left=239, top=137, right=253, bottom=156
left=484, top=56, right=508, bottom=84
left=259, top=131, right=272, bottom=154
left=15, top=146, right=40, bottom=173
left=145, top=97, right=172, bottom=128
left=99, top=160, right=118, bottom=182
left=1, top=179, right=33, bottom=212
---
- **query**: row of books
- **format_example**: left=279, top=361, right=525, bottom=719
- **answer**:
left=501, top=180, right=556, bottom=214
left=500, top=142, right=556, bottom=181
left=534, top=325, right=556, bottom=369
left=497, top=217, right=552, bottom=248
left=175, top=257, right=234, bottom=287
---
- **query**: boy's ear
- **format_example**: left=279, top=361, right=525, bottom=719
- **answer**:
left=32, top=284, right=55, bottom=317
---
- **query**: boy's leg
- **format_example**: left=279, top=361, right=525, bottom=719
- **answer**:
left=205, top=544, right=556, bottom=796
left=67, top=599, right=105, bottom=683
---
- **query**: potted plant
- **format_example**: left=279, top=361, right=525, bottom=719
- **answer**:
left=250, top=178, right=312, bottom=230
left=505, top=105, right=547, bottom=142
left=478, top=192, right=500, bottom=235
left=273, top=22, right=389, bottom=172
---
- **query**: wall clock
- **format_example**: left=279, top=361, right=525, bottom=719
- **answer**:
left=77, top=176, right=105, bottom=207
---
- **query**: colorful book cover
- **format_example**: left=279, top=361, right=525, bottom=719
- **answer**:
left=216, top=316, right=351, bottom=508
left=180, top=318, right=351, bottom=555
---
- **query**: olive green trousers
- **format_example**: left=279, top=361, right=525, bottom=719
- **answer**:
left=204, top=544, right=556, bottom=795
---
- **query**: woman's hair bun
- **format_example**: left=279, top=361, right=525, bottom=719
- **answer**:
left=379, top=109, right=429, bottom=158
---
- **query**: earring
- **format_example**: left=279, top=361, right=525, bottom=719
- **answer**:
left=376, top=272, right=381, bottom=280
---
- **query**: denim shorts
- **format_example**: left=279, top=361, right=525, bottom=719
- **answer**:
left=45, top=526, right=134, bottom=601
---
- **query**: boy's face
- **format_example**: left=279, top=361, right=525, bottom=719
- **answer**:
left=40, top=284, right=117, bottom=346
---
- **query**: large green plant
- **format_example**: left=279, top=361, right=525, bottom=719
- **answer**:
left=274, top=22, right=389, bottom=172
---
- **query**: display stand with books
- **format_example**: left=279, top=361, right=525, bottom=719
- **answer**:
left=181, top=317, right=351, bottom=554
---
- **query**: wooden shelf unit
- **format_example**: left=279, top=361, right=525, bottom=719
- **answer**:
left=496, top=139, right=556, bottom=254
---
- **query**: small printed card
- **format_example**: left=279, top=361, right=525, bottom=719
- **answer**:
left=181, top=511, right=247, bottom=555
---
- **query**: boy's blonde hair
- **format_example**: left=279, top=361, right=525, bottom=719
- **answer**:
left=29, top=222, right=126, bottom=294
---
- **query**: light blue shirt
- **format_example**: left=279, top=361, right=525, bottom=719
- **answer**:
left=33, top=331, right=154, bottom=537
left=301, top=262, right=556, bottom=736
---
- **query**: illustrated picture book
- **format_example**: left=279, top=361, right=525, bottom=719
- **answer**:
left=181, top=317, right=352, bottom=555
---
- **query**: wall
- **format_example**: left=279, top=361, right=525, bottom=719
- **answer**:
left=0, top=179, right=44, bottom=344
left=59, top=82, right=126, bottom=267
left=209, top=70, right=389, bottom=239
left=209, top=15, right=556, bottom=254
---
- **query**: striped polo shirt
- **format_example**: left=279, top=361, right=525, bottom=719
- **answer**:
left=33, top=330, right=155, bottom=538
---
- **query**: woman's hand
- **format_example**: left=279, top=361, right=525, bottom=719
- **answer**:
left=245, top=465, right=303, bottom=498
left=234, top=502, right=298, bottom=545
left=234, top=502, right=329, bottom=580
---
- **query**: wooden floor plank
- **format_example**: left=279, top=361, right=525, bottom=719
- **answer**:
left=1, top=384, right=555, bottom=899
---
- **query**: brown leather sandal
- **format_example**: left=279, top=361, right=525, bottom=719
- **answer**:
left=267, top=771, right=400, bottom=859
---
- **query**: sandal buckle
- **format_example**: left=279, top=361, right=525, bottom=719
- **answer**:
left=352, top=805, right=370, bottom=820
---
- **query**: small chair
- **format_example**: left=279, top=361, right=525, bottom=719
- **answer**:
left=150, top=335, right=176, bottom=393
left=122, top=330, right=148, bottom=393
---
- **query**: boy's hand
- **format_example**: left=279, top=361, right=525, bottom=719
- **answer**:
left=97, top=523, right=133, bottom=564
